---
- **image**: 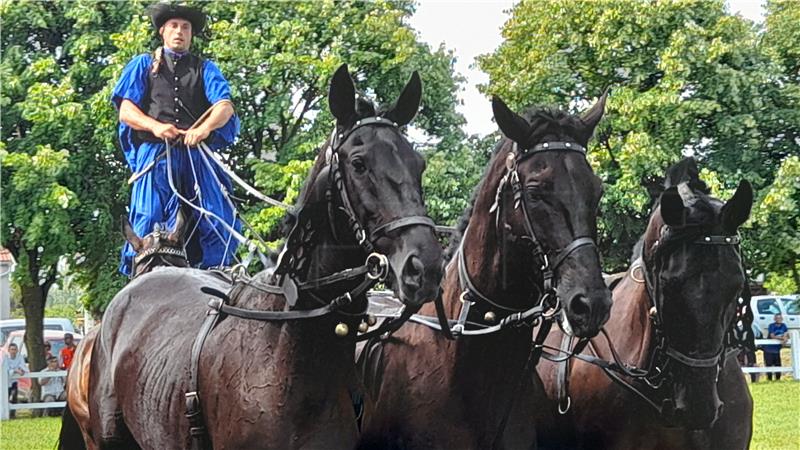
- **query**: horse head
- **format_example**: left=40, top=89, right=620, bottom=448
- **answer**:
left=121, top=206, right=190, bottom=278
left=643, top=157, right=753, bottom=429
left=489, top=93, right=612, bottom=338
left=292, top=64, right=443, bottom=308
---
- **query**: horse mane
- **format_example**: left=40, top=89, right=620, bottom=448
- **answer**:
left=442, top=105, right=578, bottom=262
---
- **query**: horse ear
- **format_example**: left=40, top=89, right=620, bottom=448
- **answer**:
left=385, top=71, right=422, bottom=126
left=121, top=215, right=143, bottom=252
left=492, top=96, right=531, bottom=145
left=168, top=204, right=189, bottom=243
left=660, top=187, right=687, bottom=227
left=328, top=64, right=356, bottom=124
left=580, top=87, right=609, bottom=138
left=721, top=179, right=753, bottom=233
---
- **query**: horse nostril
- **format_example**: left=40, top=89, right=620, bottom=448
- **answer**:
left=569, top=294, right=591, bottom=319
left=401, top=255, right=424, bottom=289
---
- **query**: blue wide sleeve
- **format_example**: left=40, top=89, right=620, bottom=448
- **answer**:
left=111, top=54, right=152, bottom=171
left=111, top=54, right=151, bottom=109
left=203, top=60, right=240, bottom=149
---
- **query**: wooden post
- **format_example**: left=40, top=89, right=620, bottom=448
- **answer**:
left=790, top=330, right=800, bottom=380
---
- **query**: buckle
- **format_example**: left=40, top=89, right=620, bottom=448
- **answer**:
left=366, top=253, right=389, bottom=280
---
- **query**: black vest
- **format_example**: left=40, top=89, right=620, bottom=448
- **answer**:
left=135, top=52, right=212, bottom=143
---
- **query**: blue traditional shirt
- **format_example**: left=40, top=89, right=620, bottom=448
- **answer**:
left=111, top=53, right=240, bottom=172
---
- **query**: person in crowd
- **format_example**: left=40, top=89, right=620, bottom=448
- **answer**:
left=43, top=341, right=53, bottom=360
left=40, top=355, right=66, bottom=416
left=59, top=333, right=77, bottom=371
left=3, top=343, right=28, bottom=419
left=764, top=313, right=789, bottom=381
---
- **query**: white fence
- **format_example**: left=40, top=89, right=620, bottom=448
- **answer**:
left=741, top=330, right=800, bottom=379
left=0, top=369, right=67, bottom=420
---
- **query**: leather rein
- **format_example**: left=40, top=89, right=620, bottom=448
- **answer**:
left=184, top=117, right=437, bottom=450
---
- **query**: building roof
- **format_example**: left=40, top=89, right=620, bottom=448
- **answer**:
left=0, top=247, right=15, bottom=264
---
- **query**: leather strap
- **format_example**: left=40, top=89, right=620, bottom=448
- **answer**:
left=369, top=216, right=436, bottom=241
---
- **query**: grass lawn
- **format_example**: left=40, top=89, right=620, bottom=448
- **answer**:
left=0, top=379, right=797, bottom=449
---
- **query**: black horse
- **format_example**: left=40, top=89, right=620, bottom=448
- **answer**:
left=358, top=94, right=613, bottom=449
left=83, top=64, right=443, bottom=450
left=534, top=158, right=754, bottom=449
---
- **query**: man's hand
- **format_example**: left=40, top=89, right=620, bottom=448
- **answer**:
left=182, top=126, right=211, bottom=147
left=152, top=122, right=183, bottom=141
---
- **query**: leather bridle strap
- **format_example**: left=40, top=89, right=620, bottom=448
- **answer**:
left=370, top=216, right=436, bottom=242
left=549, top=237, right=595, bottom=272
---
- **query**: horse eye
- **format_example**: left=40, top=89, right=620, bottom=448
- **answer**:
left=351, top=158, right=367, bottom=174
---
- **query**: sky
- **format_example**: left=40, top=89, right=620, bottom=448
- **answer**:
left=408, top=0, right=767, bottom=136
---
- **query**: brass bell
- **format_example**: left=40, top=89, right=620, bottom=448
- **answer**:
left=335, top=323, right=350, bottom=337
left=649, top=306, right=658, bottom=319
left=484, top=311, right=497, bottom=323
left=366, top=314, right=377, bottom=326
left=358, top=322, right=369, bottom=333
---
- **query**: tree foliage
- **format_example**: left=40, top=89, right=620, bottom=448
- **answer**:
left=478, top=0, right=800, bottom=274
left=1, top=0, right=467, bottom=322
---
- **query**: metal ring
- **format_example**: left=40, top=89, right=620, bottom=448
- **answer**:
left=366, top=252, right=389, bottom=280
left=558, top=396, right=572, bottom=415
left=630, top=263, right=645, bottom=283
left=542, top=294, right=561, bottom=319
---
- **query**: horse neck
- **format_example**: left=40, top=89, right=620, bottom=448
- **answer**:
left=444, top=142, right=538, bottom=319
left=600, top=216, right=661, bottom=368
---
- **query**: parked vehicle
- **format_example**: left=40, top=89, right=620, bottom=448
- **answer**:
left=1, top=329, right=82, bottom=402
left=0, top=318, right=76, bottom=345
left=750, top=294, right=800, bottom=336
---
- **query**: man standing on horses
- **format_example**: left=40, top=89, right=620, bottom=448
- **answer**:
left=112, top=2, right=240, bottom=276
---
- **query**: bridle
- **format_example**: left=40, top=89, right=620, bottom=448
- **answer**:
left=428, top=140, right=598, bottom=340
left=130, top=226, right=189, bottom=278
left=544, top=209, right=754, bottom=418
left=185, top=118, right=438, bottom=450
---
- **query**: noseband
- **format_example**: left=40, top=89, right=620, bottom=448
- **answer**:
left=130, top=230, right=189, bottom=279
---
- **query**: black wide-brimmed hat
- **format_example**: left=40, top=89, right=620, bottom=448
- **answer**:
left=148, top=3, right=206, bottom=34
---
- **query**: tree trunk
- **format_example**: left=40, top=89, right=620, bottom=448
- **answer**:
left=20, top=280, right=48, bottom=414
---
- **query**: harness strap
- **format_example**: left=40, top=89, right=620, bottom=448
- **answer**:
left=185, top=301, right=222, bottom=450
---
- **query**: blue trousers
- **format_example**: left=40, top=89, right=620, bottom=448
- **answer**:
left=119, top=142, right=240, bottom=276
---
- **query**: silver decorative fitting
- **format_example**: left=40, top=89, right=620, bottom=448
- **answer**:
left=565, top=142, right=571, bottom=147
left=543, top=142, right=549, bottom=148
left=705, top=236, right=712, bottom=242
left=725, top=237, right=731, bottom=243
left=376, top=116, right=382, bottom=121
left=356, top=120, right=361, bottom=126
left=338, top=133, right=344, bottom=139
left=392, top=122, right=398, bottom=127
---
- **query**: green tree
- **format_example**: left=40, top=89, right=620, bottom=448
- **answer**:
left=478, top=0, right=800, bottom=271
left=2, top=0, right=466, bottom=333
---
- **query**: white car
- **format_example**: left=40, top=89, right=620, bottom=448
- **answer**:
left=750, top=295, right=799, bottom=337
left=0, top=318, right=76, bottom=345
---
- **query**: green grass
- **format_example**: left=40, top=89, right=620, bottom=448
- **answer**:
left=750, top=379, right=800, bottom=450
left=0, top=415, right=61, bottom=450
left=0, top=381, right=798, bottom=449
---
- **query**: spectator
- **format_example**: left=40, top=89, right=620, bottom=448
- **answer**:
left=60, top=333, right=77, bottom=371
left=43, top=342, right=53, bottom=360
left=2, top=342, right=28, bottom=419
left=40, top=356, right=66, bottom=416
left=764, top=313, right=789, bottom=381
